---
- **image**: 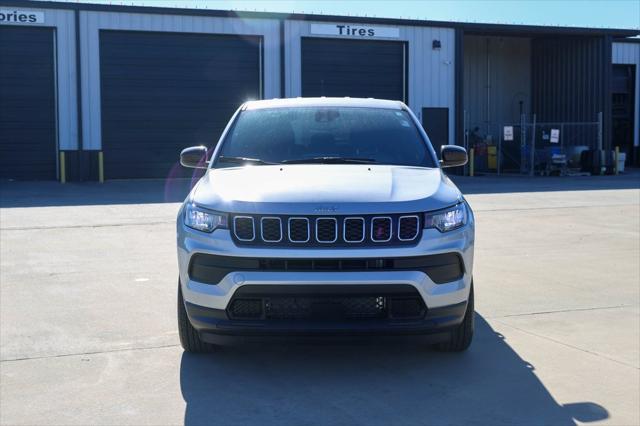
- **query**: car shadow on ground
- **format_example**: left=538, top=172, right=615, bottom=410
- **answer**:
left=179, top=316, right=608, bottom=426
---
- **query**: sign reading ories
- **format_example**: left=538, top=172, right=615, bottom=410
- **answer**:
left=0, top=9, right=45, bottom=24
left=310, top=23, right=400, bottom=39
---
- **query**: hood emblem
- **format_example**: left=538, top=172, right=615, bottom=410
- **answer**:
left=314, top=206, right=338, bottom=213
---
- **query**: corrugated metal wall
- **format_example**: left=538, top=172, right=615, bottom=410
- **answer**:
left=284, top=20, right=456, bottom=146
left=0, top=8, right=78, bottom=150
left=531, top=37, right=606, bottom=124
left=463, top=35, right=531, bottom=141
left=613, top=42, right=640, bottom=148
left=78, top=11, right=281, bottom=150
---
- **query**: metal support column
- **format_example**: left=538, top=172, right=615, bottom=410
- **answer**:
left=530, top=114, right=537, bottom=177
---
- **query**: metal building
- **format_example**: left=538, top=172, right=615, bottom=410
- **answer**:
left=612, top=41, right=640, bottom=162
left=0, top=1, right=638, bottom=180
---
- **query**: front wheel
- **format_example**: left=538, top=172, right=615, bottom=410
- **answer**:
left=434, top=283, right=474, bottom=352
left=177, top=280, right=214, bottom=353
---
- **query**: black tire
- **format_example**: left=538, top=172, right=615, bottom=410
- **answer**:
left=178, top=281, right=215, bottom=353
left=434, top=283, right=474, bottom=352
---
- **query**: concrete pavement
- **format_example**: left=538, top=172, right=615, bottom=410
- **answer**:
left=1, top=173, right=638, bottom=425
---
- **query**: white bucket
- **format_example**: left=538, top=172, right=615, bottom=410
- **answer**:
left=618, top=152, right=626, bottom=173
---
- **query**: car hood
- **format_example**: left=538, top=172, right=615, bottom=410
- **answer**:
left=191, top=165, right=462, bottom=215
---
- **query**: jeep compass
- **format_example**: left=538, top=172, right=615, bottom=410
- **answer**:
left=176, top=97, right=474, bottom=352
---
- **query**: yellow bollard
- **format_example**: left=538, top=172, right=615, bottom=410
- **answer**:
left=614, top=146, right=619, bottom=175
left=98, top=151, right=104, bottom=183
left=59, top=151, right=66, bottom=184
left=469, top=148, right=475, bottom=177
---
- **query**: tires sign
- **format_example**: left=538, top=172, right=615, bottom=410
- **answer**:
left=310, top=23, right=400, bottom=39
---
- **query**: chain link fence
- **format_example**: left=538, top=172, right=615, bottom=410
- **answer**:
left=467, top=113, right=606, bottom=176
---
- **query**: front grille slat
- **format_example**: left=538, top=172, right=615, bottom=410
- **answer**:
left=231, top=214, right=421, bottom=246
left=233, top=216, right=255, bottom=241
left=398, top=215, right=420, bottom=241
left=316, top=218, right=338, bottom=243
left=288, top=217, right=310, bottom=243
left=261, top=217, right=282, bottom=242
left=371, top=217, right=392, bottom=242
left=344, top=217, right=365, bottom=243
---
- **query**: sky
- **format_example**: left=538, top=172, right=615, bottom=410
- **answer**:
left=46, top=0, right=640, bottom=30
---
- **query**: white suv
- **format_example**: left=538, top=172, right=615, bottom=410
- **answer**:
left=176, top=98, right=474, bottom=352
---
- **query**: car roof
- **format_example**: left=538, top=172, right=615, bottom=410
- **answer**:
left=243, top=97, right=405, bottom=110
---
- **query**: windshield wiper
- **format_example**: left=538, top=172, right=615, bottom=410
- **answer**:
left=217, top=156, right=278, bottom=165
left=281, top=156, right=376, bottom=164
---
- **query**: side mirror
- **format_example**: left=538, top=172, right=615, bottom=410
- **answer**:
left=180, top=146, right=209, bottom=169
left=440, top=145, right=468, bottom=168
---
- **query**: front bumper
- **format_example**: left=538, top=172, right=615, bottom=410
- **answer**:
left=177, top=220, right=474, bottom=337
left=186, top=299, right=467, bottom=343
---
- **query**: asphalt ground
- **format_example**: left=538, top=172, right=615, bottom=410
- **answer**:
left=1, top=172, right=639, bottom=425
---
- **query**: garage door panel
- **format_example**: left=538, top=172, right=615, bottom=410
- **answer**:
left=303, top=53, right=402, bottom=63
left=103, top=130, right=221, bottom=143
left=1, top=117, right=56, bottom=127
left=301, top=38, right=405, bottom=102
left=101, top=32, right=256, bottom=46
left=0, top=100, right=56, bottom=112
left=0, top=67, right=54, bottom=79
left=102, top=84, right=256, bottom=98
left=102, top=100, right=250, bottom=110
left=100, top=30, right=260, bottom=179
left=102, top=70, right=260, bottom=80
left=101, top=64, right=258, bottom=79
left=0, top=84, right=56, bottom=94
left=103, top=121, right=229, bottom=132
left=0, top=26, right=56, bottom=181
left=101, top=49, right=260, bottom=61
left=103, top=110, right=246, bottom=122
left=103, top=120, right=223, bottom=131
left=102, top=100, right=243, bottom=112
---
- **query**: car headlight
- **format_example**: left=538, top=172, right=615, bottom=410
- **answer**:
left=424, top=202, right=468, bottom=232
left=184, top=203, right=226, bottom=233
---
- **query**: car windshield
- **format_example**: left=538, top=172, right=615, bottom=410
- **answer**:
left=214, top=106, right=436, bottom=168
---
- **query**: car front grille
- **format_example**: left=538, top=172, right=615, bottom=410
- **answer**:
left=229, top=214, right=422, bottom=247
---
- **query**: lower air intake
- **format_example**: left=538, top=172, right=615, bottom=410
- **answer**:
left=265, top=296, right=386, bottom=320
left=229, top=299, right=263, bottom=319
left=227, top=285, right=426, bottom=321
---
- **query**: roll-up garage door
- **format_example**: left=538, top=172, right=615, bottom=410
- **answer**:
left=100, top=31, right=261, bottom=179
left=301, top=37, right=406, bottom=102
left=0, top=26, right=57, bottom=181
